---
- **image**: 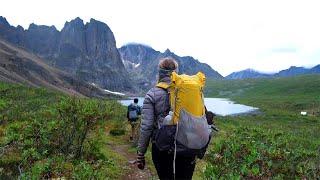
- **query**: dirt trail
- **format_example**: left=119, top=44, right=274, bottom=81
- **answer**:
left=112, top=144, right=154, bottom=180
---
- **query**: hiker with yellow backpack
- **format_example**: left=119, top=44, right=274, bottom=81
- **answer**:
left=136, top=57, right=218, bottom=179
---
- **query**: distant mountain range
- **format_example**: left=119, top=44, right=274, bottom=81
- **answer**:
left=119, top=43, right=223, bottom=89
left=275, top=65, right=320, bottom=77
left=226, top=69, right=272, bottom=79
left=226, top=65, right=320, bottom=79
left=0, top=15, right=318, bottom=95
left=0, top=16, right=222, bottom=94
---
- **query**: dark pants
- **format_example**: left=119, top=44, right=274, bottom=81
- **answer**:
left=152, top=144, right=196, bottom=180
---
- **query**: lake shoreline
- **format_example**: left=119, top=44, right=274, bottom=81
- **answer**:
left=119, top=97, right=259, bottom=117
left=222, top=109, right=262, bottom=117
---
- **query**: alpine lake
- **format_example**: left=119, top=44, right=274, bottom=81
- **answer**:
left=119, top=97, right=259, bottom=116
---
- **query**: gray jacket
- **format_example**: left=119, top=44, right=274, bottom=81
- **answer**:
left=138, top=77, right=171, bottom=154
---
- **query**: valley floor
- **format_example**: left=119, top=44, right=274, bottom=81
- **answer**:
left=203, top=75, right=320, bottom=178
left=1, top=74, right=320, bottom=179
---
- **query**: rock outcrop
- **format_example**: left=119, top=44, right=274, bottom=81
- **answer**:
left=0, top=38, right=113, bottom=98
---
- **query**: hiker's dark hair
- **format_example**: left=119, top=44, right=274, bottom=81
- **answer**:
left=159, top=57, right=178, bottom=71
left=134, top=98, right=139, bottom=103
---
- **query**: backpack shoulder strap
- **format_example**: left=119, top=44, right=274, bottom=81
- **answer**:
left=156, top=81, right=172, bottom=115
left=156, top=82, right=170, bottom=90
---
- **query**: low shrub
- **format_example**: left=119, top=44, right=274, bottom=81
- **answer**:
left=204, top=127, right=320, bottom=179
left=0, top=86, right=125, bottom=179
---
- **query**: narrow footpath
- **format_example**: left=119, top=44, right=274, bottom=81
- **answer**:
left=105, top=121, right=155, bottom=180
left=112, top=144, right=153, bottom=180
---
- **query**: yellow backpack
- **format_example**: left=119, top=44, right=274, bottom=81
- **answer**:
left=156, top=71, right=210, bottom=174
left=157, top=71, right=206, bottom=124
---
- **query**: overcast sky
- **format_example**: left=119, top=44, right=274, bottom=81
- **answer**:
left=1, top=0, right=320, bottom=76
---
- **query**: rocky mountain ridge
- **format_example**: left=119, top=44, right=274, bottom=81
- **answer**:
left=119, top=43, right=223, bottom=89
left=0, top=16, right=131, bottom=92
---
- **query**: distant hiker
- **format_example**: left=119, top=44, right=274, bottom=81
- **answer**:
left=136, top=57, right=217, bottom=180
left=127, top=98, right=141, bottom=141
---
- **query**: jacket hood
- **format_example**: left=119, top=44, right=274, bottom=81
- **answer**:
left=158, top=68, right=174, bottom=84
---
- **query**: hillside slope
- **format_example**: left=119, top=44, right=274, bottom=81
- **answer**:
left=0, top=81, right=129, bottom=179
left=0, top=38, right=111, bottom=97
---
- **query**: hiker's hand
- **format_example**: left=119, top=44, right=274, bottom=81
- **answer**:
left=136, top=152, right=145, bottom=170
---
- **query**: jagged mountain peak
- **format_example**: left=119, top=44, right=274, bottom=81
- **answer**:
left=28, top=23, right=58, bottom=32
left=16, top=25, right=24, bottom=31
left=72, top=17, right=84, bottom=23
left=0, top=16, right=133, bottom=92
left=163, top=48, right=174, bottom=56
left=64, top=17, right=85, bottom=28
left=0, top=16, right=10, bottom=26
left=28, top=23, right=37, bottom=29
left=86, top=18, right=112, bottom=33
left=89, top=18, right=102, bottom=24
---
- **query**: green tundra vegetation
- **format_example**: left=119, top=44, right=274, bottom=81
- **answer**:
left=0, top=82, right=127, bottom=179
left=0, top=74, right=319, bottom=179
left=203, top=74, right=320, bottom=179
